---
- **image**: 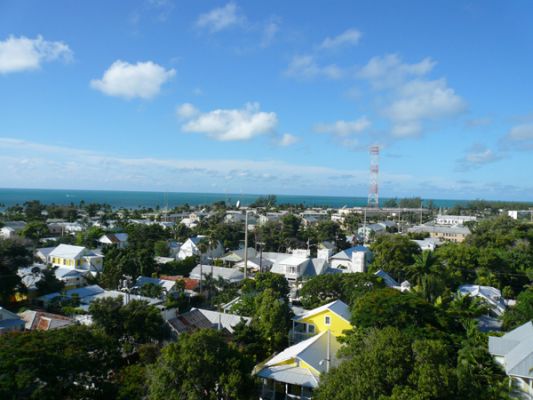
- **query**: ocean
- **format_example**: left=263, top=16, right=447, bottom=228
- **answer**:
left=0, top=188, right=470, bottom=209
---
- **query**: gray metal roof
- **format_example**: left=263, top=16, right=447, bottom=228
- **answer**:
left=257, top=365, right=319, bottom=388
left=489, top=321, right=533, bottom=379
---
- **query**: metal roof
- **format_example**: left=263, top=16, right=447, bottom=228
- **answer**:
left=293, top=300, right=351, bottom=323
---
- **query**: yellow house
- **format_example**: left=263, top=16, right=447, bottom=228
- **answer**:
left=291, top=300, right=352, bottom=342
left=47, top=244, right=104, bottom=273
left=255, top=300, right=351, bottom=400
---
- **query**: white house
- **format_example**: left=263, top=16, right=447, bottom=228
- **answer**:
left=98, top=233, right=128, bottom=249
left=190, top=264, right=245, bottom=284
left=357, top=223, right=386, bottom=242
left=489, top=321, right=533, bottom=398
left=267, top=249, right=330, bottom=284
left=0, top=221, right=26, bottom=239
left=177, top=236, right=224, bottom=261
left=47, top=244, right=104, bottom=273
left=458, top=284, right=508, bottom=317
left=329, top=245, right=372, bottom=273
left=412, top=238, right=442, bottom=251
left=435, top=215, right=476, bottom=225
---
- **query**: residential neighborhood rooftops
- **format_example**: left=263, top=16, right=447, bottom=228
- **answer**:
left=489, top=321, right=533, bottom=378
left=331, top=245, right=370, bottom=260
left=18, top=310, right=76, bottom=331
left=190, top=265, right=244, bottom=283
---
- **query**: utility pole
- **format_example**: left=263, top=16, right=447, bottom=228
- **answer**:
left=243, top=210, right=249, bottom=280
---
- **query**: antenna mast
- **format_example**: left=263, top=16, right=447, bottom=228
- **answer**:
left=368, top=145, right=380, bottom=208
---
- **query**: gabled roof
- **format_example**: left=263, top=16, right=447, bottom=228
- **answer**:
left=374, top=269, right=400, bottom=288
left=135, top=276, right=176, bottom=293
left=18, top=310, right=75, bottom=331
left=293, top=300, right=351, bottom=323
left=258, top=330, right=341, bottom=387
left=48, top=244, right=87, bottom=259
left=489, top=321, right=533, bottom=378
left=331, top=246, right=370, bottom=260
left=190, top=265, right=244, bottom=283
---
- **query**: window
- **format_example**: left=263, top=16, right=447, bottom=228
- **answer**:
left=307, top=324, right=315, bottom=334
left=325, top=315, right=331, bottom=325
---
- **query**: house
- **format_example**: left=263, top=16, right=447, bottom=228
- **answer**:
left=18, top=264, right=88, bottom=292
left=408, top=224, right=470, bottom=243
left=256, top=300, right=351, bottom=399
left=98, top=233, right=128, bottom=249
left=47, top=244, right=104, bottom=273
left=489, top=321, right=533, bottom=398
left=291, top=300, right=352, bottom=342
left=189, top=265, right=245, bottom=284
left=357, top=223, right=386, bottom=242
left=0, top=221, right=26, bottom=239
left=435, top=214, right=476, bottom=225
left=36, top=247, right=56, bottom=263
left=167, top=308, right=251, bottom=335
left=0, top=307, right=25, bottom=334
left=329, top=245, right=371, bottom=273
left=374, top=270, right=411, bottom=292
left=220, top=248, right=258, bottom=265
left=18, top=310, right=76, bottom=331
left=458, top=284, right=508, bottom=317
left=412, top=237, right=442, bottom=251
left=135, top=276, right=177, bottom=295
left=37, top=284, right=162, bottom=310
left=177, top=235, right=224, bottom=261
left=234, top=257, right=273, bottom=273
left=262, top=249, right=331, bottom=285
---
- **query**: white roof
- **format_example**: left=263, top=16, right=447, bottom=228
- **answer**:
left=331, top=246, right=370, bottom=261
left=190, top=265, right=244, bottom=283
left=259, top=330, right=341, bottom=387
left=192, top=308, right=251, bottom=333
left=458, top=284, right=506, bottom=316
left=293, top=300, right=351, bottom=322
left=135, top=276, right=176, bottom=293
left=48, top=244, right=87, bottom=259
left=489, top=322, right=533, bottom=378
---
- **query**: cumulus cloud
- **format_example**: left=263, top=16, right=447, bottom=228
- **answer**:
left=384, top=78, right=467, bottom=137
left=315, top=117, right=371, bottom=136
left=90, top=60, right=175, bottom=100
left=261, top=17, right=281, bottom=47
left=0, top=35, right=72, bottom=74
left=176, top=103, right=199, bottom=119
left=358, top=54, right=436, bottom=89
left=180, top=102, right=278, bottom=141
left=278, top=133, right=299, bottom=147
left=502, top=123, right=533, bottom=149
left=319, top=28, right=362, bottom=50
left=285, top=55, right=343, bottom=80
left=456, top=144, right=503, bottom=171
left=196, top=2, right=245, bottom=33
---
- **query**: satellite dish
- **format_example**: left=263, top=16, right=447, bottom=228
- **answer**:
left=236, top=200, right=241, bottom=209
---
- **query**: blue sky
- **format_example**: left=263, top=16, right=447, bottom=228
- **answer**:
left=1, top=0, right=533, bottom=200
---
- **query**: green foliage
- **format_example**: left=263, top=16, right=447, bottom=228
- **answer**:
left=159, top=255, right=199, bottom=276
left=252, top=288, right=291, bottom=353
left=23, top=200, right=46, bottom=221
left=147, top=329, right=255, bottom=400
left=502, top=288, right=533, bottom=330
left=20, top=221, right=49, bottom=240
left=139, top=282, right=163, bottom=298
left=369, top=235, right=421, bottom=279
left=299, top=273, right=385, bottom=309
left=99, top=247, right=157, bottom=289
left=351, top=288, right=443, bottom=338
left=75, top=226, right=104, bottom=248
left=0, top=325, right=120, bottom=399
left=89, top=297, right=166, bottom=345
left=154, top=240, right=169, bottom=257
left=35, top=266, right=65, bottom=296
left=0, top=239, right=31, bottom=304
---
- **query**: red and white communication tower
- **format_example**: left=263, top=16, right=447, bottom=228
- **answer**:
left=368, top=145, right=380, bottom=208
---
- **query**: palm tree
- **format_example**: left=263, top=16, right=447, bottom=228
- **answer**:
left=407, top=250, right=443, bottom=302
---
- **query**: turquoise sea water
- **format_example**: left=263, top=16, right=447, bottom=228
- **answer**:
left=0, top=188, right=471, bottom=209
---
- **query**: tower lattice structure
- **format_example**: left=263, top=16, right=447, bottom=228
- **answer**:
left=368, top=145, right=380, bottom=208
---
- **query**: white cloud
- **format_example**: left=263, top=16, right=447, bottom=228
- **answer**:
left=90, top=60, right=175, bottom=100
left=456, top=144, right=502, bottom=171
left=261, top=17, right=280, bottom=47
left=176, top=103, right=199, bottom=119
left=315, top=117, right=371, bottom=136
left=319, top=28, right=362, bottom=50
left=465, top=117, right=492, bottom=128
left=0, top=35, right=72, bottom=74
left=278, top=133, right=299, bottom=147
left=384, top=79, right=467, bottom=137
left=181, top=102, right=278, bottom=141
left=196, top=2, right=245, bottom=33
left=285, top=55, right=343, bottom=80
left=502, top=123, right=533, bottom=149
left=358, top=54, right=436, bottom=89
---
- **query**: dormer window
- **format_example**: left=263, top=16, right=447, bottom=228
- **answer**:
left=325, top=315, right=331, bottom=326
